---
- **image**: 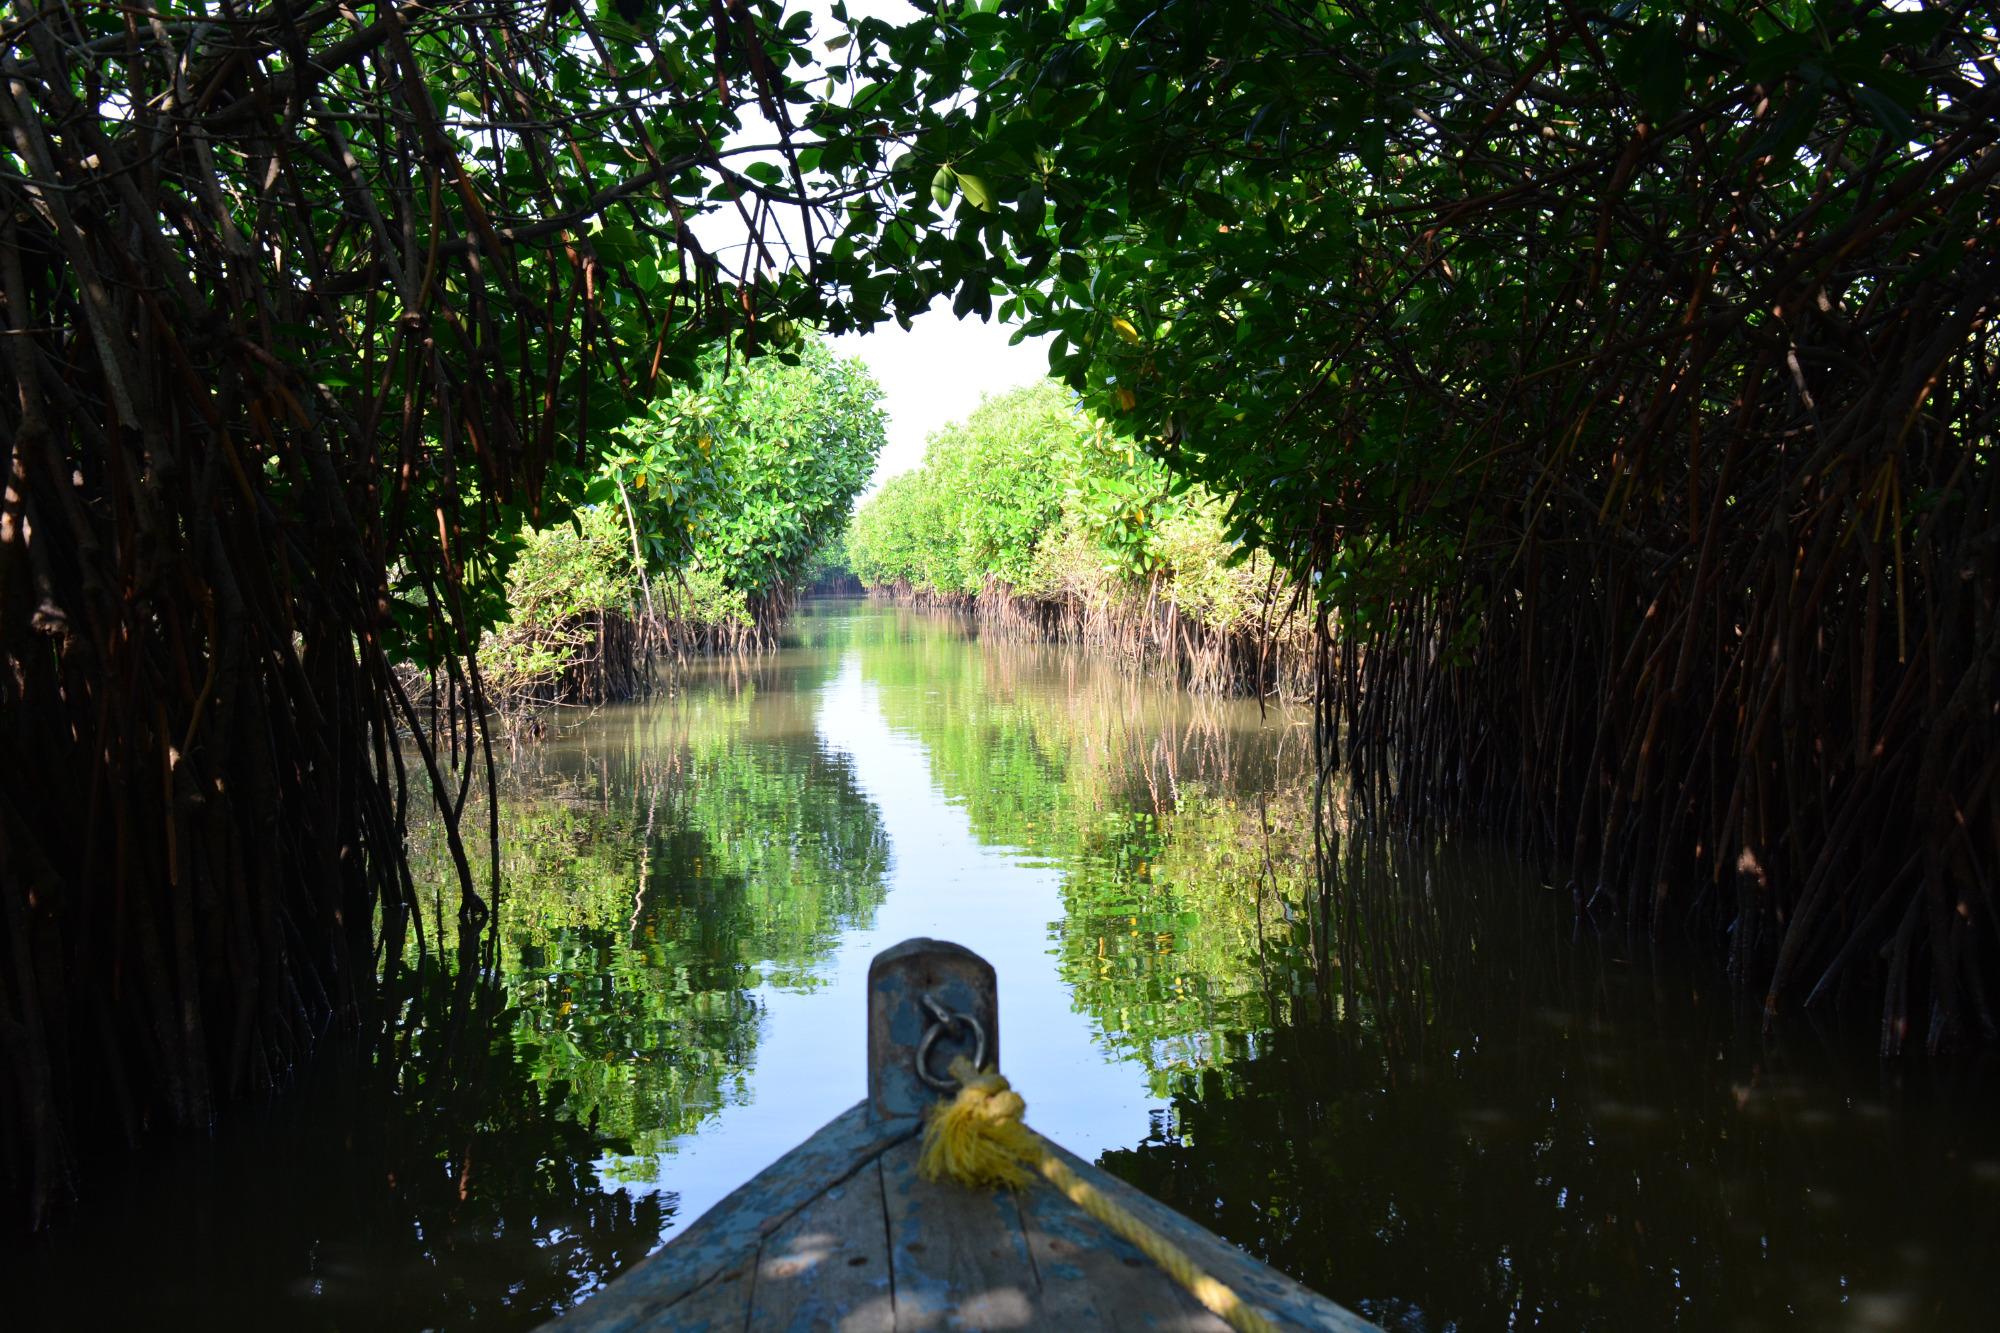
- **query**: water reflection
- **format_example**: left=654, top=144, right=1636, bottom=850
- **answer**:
left=4, top=970, right=667, bottom=1330
left=472, top=651, right=892, bottom=1172
left=1095, top=834, right=2000, bottom=1331
left=9, top=603, right=1998, bottom=1332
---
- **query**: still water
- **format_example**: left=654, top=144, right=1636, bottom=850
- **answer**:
left=14, top=603, right=1999, bottom=1330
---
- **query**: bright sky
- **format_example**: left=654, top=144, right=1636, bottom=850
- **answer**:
left=833, top=307, right=1053, bottom=492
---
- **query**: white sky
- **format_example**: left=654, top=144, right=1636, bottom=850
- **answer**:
left=833, top=306, right=1053, bottom=491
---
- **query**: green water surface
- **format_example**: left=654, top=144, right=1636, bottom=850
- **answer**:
left=12, top=603, right=1998, bottom=1331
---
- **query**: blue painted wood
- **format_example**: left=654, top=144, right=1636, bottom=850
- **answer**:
left=746, top=1161, right=894, bottom=1331
left=642, top=1266, right=752, bottom=1333
left=1014, top=1169, right=1232, bottom=1329
left=879, top=1135, right=1040, bottom=1328
left=545, top=935, right=1378, bottom=1332
left=868, top=938, right=999, bottom=1121
left=541, top=1101, right=915, bottom=1333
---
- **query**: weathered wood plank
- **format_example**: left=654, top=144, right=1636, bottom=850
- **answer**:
left=745, top=1159, right=896, bottom=1332
left=541, top=1101, right=916, bottom=1333
left=643, top=1265, right=752, bottom=1333
left=1036, top=1142, right=1378, bottom=1332
left=1014, top=1172, right=1233, bottom=1331
left=869, top=938, right=999, bottom=1121
left=879, top=1137, right=1040, bottom=1330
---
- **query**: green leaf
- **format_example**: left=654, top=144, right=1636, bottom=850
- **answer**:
left=956, top=173, right=996, bottom=212
left=1856, top=87, right=1914, bottom=142
left=1618, top=18, right=1686, bottom=123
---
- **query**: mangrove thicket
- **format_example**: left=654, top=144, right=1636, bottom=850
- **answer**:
left=811, top=0, right=2000, bottom=1051
left=846, top=382, right=1309, bottom=695
left=0, top=0, right=935, bottom=1226
left=5, top=0, right=1997, bottom=1234
left=479, top=336, right=885, bottom=708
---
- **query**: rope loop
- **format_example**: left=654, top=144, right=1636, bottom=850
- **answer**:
left=915, top=1050, right=1282, bottom=1333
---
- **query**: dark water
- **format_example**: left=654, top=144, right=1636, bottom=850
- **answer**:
left=12, top=603, right=1999, bottom=1330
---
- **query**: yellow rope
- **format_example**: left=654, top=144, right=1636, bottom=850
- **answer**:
left=919, top=1057, right=1282, bottom=1333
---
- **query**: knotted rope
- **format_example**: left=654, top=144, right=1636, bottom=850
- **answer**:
left=918, top=1054, right=1282, bottom=1333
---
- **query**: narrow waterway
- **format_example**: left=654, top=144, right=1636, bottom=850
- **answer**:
left=13, top=603, right=1999, bottom=1330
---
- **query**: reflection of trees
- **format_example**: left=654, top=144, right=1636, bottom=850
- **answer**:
left=16, top=638, right=891, bottom=1331
left=407, top=652, right=889, bottom=1170
left=847, top=603, right=1996, bottom=1329
left=855, top=606, right=1312, bottom=1097
left=12, top=968, right=664, bottom=1331
left=502, top=675, right=886, bottom=1160
left=859, top=605, right=1307, bottom=851
left=1053, top=789, right=1315, bottom=1097
left=1099, top=834, right=2000, bottom=1331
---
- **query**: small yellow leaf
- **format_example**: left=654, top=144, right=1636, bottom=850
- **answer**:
left=1111, top=316, right=1141, bottom=343
left=1115, top=386, right=1137, bottom=410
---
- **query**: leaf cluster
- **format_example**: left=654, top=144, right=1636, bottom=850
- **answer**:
left=846, top=381, right=1291, bottom=637
left=809, top=0, right=2000, bottom=1039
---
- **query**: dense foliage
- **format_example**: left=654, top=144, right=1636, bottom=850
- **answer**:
left=846, top=382, right=1304, bottom=691
left=609, top=338, right=883, bottom=612
left=855, top=384, right=1075, bottom=591
left=481, top=338, right=884, bottom=703
left=803, top=0, right=2000, bottom=1048
left=0, top=0, right=927, bottom=1224
left=6, top=0, right=1995, bottom=1232
left=477, top=506, right=651, bottom=708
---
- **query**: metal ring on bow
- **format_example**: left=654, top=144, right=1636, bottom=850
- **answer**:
left=914, top=993, right=989, bottom=1091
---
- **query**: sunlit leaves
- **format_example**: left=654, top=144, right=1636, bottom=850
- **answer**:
left=601, top=335, right=884, bottom=612
left=846, top=380, right=1294, bottom=626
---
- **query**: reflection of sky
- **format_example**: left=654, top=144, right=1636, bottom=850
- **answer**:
left=606, top=634, right=1157, bottom=1238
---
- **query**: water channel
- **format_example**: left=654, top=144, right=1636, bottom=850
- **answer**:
left=13, top=602, right=1999, bottom=1330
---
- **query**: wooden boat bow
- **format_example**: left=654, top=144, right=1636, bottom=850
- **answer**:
left=542, top=938, right=1376, bottom=1331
